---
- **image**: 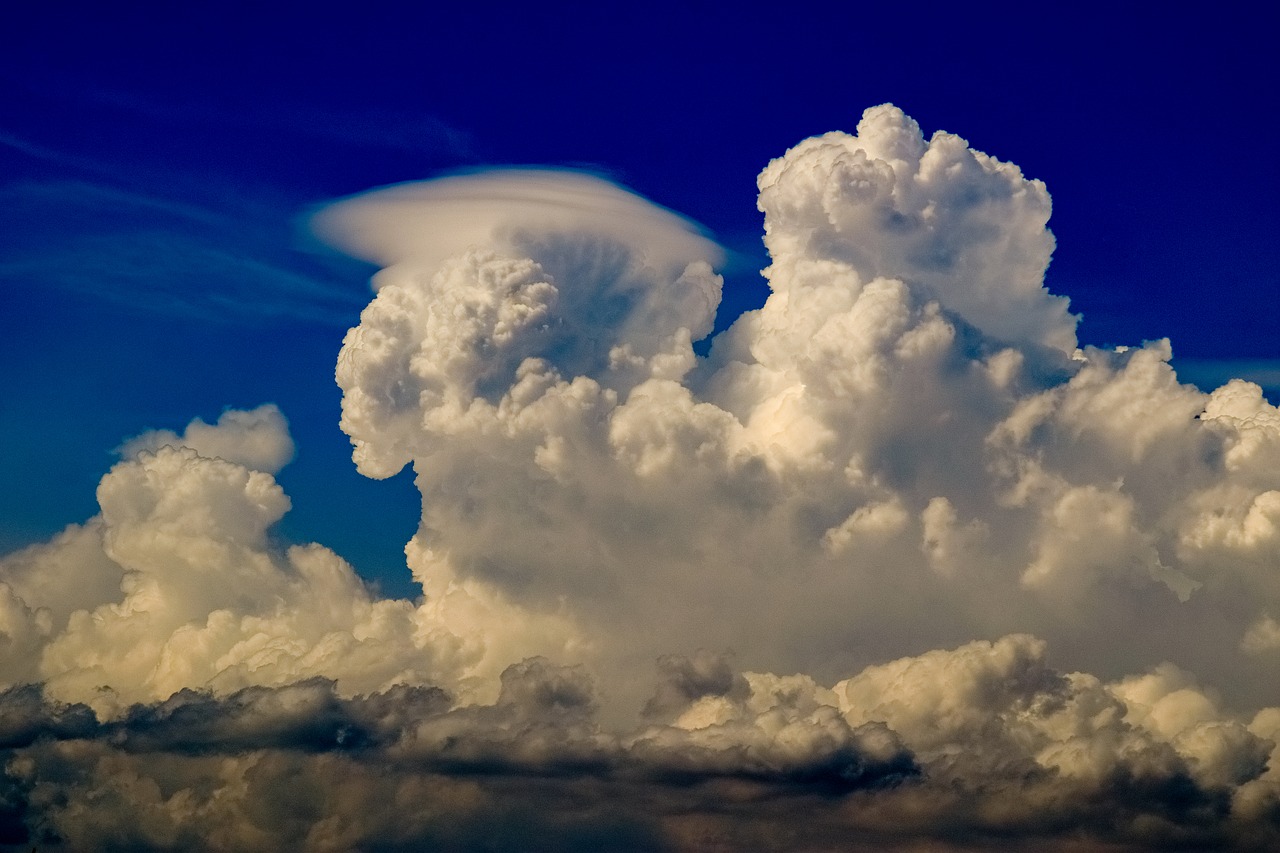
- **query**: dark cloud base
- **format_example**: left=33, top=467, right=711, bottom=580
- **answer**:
left=0, top=663, right=1276, bottom=852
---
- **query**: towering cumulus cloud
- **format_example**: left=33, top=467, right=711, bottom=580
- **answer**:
left=2, top=106, right=1278, bottom=850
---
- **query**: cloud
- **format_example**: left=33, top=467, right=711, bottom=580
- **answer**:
left=0, top=178, right=368, bottom=325
left=116, top=404, right=296, bottom=474
left=2, top=408, right=581, bottom=722
left=322, top=120, right=1280, bottom=713
left=754, top=104, right=1075, bottom=353
left=311, top=168, right=724, bottom=282
left=3, top=106, right=1280, bottom=849
left=0, top=644, right=1275, bottom=850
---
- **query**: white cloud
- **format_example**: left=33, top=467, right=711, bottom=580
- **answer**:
left=4, top=105, right=1280, bottom=849
left=116, top=404, right=295, bottom=474
left=311, top=168, right=724, bottom=289
left=317, top=111, right=1280, bottom=717
left=6, top=425, right=581, bottom=719
left=755, top=104, right=1075, bottom=353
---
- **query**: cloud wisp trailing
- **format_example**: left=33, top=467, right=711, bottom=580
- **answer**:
left=0, top=137, right=371, bottom=326
left=3, top=105, right=1280, bottom=851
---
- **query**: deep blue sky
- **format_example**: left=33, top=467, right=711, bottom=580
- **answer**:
left=2, top=3, right=1276, bottom=597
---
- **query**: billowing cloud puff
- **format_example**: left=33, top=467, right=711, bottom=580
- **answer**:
left=324, top=109, right=1280, bottom=714
left=755, top=104, right=1074, bottom=353
left=116, top=404, right=295, bottom=474
left=3, top=106, right=1280, bottom=849
left=1, top=409, right=581, bottom=721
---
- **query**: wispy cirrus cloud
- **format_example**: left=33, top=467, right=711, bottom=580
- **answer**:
left=0, top=79, right=475, bottom=327
left=0, top=174, right=369, bottom=325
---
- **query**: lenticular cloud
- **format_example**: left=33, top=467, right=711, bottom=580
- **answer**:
left=3, top=106, right=1280, bottom=851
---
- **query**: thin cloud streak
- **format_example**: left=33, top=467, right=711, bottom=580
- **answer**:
left=0, top=177, right=370, bottom=325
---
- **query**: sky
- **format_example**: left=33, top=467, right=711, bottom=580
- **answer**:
left=2, top=4, right=1279, bottom=851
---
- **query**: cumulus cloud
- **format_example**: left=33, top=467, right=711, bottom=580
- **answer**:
left=3, top=408, right=581, bottom=721
left=322, top=113, right=1280, bottom=713
left=116, top=404, right=295, bottom=473
left=3, top=106, right=1280, bottom=849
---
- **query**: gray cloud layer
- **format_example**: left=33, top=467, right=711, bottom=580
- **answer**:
left=2, top=105, right=1279, bottom=850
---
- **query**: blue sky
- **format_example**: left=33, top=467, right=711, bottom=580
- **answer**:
left=2, top=4, right=1276, bottom=596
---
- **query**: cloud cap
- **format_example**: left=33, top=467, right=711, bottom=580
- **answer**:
left=311, top=168, right=725, bottom=285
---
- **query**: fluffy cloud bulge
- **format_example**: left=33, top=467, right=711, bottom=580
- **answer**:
left=3, top=105, right=1279, bottom=851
